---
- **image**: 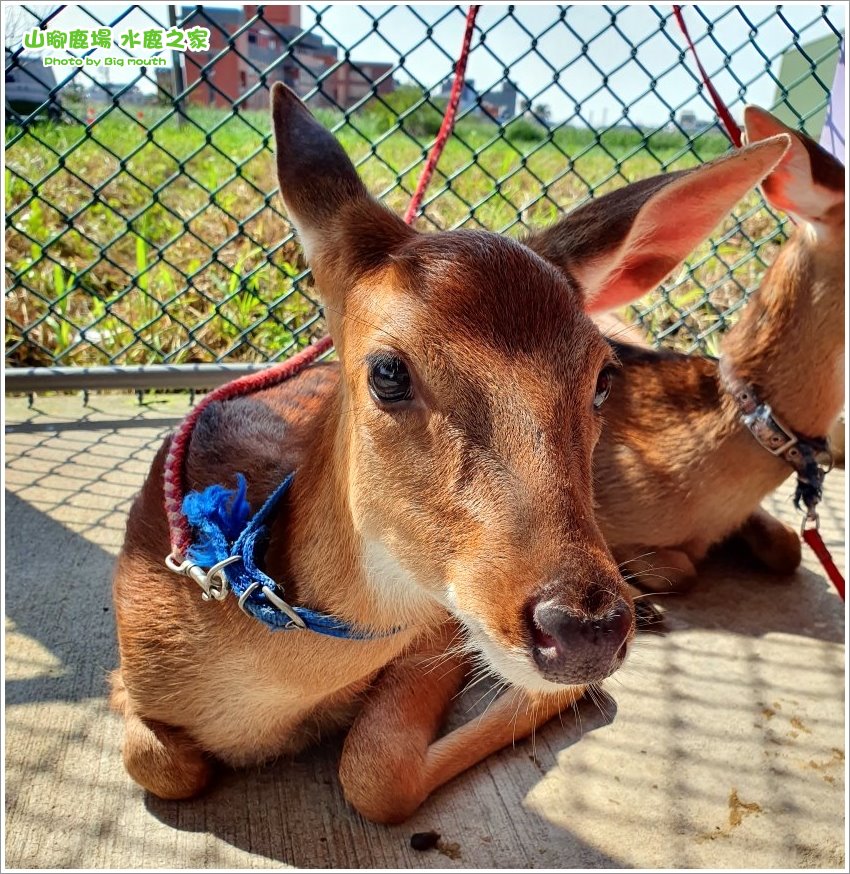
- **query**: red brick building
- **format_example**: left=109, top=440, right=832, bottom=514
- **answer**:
left=172, top=5, right=395, bottom=110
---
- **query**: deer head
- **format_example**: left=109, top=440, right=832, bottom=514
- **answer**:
left=271, top=87, right=786, bottom=691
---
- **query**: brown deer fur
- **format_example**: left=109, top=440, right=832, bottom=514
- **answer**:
left=111, top=84, right=790, bottom=820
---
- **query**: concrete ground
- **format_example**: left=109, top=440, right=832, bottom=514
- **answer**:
left=4, top=393, right=846, bottom=869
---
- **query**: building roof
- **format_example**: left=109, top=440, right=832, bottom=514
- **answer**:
left=180, top=7, right=244, bottom=29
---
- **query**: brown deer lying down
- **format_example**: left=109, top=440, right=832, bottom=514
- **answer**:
left=110, top=83, right=788, bottom=822
left=576, top=107, right=845, bottom=589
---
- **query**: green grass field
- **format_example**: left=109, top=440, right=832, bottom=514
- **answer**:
left=5, top=93, right=785, bottom=367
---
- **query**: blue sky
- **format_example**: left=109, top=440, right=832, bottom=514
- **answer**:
left=4, top=2, right=845, bottom=126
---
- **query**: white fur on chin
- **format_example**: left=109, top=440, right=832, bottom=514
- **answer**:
left=445, top=586, right=572, bottom=695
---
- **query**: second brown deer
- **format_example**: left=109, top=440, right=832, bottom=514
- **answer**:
left=571, top=106, right=845, bottom=587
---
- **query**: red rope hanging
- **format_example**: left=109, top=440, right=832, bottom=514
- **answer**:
left=164, top=6, right=481, bottom=561
left=404, top=5, right=480, bottom=223
left=672, top=5, right=743, bottom=148
left=803, top=528, right=846, bottom=601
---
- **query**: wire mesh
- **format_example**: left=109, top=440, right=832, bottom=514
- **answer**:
left=4, top=3, right=844, bottom=371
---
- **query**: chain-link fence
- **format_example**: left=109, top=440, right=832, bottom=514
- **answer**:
left=4, top=3, right=844, bottom=380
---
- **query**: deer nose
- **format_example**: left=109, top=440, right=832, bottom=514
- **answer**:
left=526, top=598, right=633, bottom=685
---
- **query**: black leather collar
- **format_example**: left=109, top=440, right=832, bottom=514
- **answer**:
left=718, top=357, right=833, bottom=521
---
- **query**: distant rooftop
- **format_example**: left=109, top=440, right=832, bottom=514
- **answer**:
left=180, top=6, right=244, bottom=27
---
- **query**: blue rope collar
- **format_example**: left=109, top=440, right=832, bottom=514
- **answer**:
left=171, top=473, right=394, bottom=640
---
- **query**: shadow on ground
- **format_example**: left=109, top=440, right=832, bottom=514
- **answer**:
left=4, top=404, right=845, bottom=867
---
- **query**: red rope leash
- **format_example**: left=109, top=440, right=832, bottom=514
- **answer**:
left=803, top=527, right=846, bottom=601
left=672, top=5, right=743, bottom=148
left=404, top=5, right=480, bottom=224
left=164, top=5, right=480, bottom=561
left=163, top=335, right=333, bottom=559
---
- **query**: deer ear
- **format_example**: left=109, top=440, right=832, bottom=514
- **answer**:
left=743, top=105, right=845, bottom=225
left=524, top=135, right=791, bottom=313
left=271, top=83, right=412, bottom=304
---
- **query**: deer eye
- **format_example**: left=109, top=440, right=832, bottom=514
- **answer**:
left=368, top=354, right=413, bottom=405
left=593, top=368, right=613, bottom=409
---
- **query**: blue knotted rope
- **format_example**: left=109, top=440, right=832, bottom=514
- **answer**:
left=182, top=473, right=390, bottom=639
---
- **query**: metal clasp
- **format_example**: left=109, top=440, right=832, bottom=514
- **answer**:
left=800, top=510, right=820, bottom=537
left=237, top=581, right=307, bottom=629
left=165, top=553, right=240, bottom=601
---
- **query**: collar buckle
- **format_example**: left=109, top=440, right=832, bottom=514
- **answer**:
left=237, top=580, right=307, bottom=629
left=742, top=402, right=799, bottom=457
left=720, top=359, right=834, bottom=528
